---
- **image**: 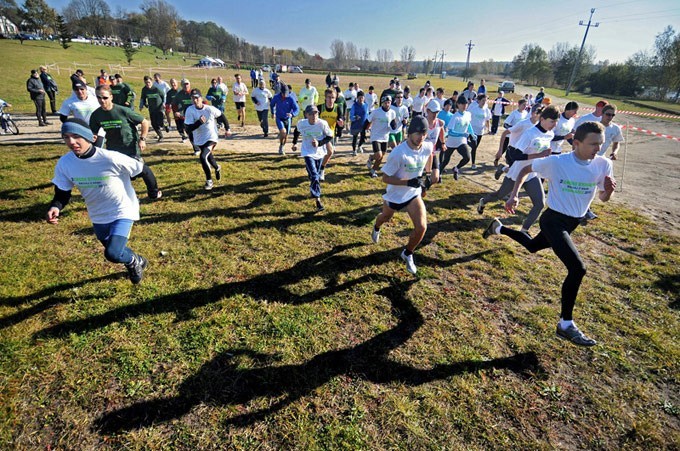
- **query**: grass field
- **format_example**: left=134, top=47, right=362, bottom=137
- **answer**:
left=0, top=141, right=678, bottom=448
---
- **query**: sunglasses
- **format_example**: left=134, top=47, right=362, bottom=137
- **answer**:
left=604, top=113, right=616, bottom=117
left=96, top=96, right=110, bottom=100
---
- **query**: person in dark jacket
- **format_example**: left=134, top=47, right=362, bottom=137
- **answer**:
left=39, top=66, right=59, bottom=114
left=27, top=69, right=49, bottom=126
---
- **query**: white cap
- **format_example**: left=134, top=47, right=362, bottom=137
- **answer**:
left=426, top=99, right=441, bottom=113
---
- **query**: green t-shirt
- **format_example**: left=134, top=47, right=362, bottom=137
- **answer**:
left=141, top=86, right=164, bottom=112
left=166, top=88, right=178, bottom=106
left=172, top=89, right=193, bottom=115
left=89, top=104, right=145, bottom=157
left=111, top=82, right=134, bottom=107
left=206, top=86, right=226, bottom=109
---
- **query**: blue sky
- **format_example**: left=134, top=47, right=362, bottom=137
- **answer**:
left=47, top=0, right=680, bottom=63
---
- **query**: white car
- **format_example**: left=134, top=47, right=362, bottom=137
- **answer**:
left=261, top=65, right=271, bottom=72
left=290, top=66, right=303, bottom=73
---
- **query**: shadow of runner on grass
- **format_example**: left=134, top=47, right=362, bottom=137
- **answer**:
left=33, top=243, right=492, bottom=339
left=93, top=275, right=542, bottom=433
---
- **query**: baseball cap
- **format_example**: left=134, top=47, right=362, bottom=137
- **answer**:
left=381, top=95, right=392, bottom=103
left=426, top=99, right=441, bottom=113
left=304, top=104, right=319, bottom=115
left=181, top=78, right=190, bottom=85
left=407, top=116, right=428, bottom=134
left=72, top=82, right=86, bottom=90
left=190, top=88, right=202, bottom=98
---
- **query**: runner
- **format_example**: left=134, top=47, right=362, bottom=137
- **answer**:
left=441, top=96, right=476, bottom=180
left=490, top=90, right=510, bottom=135
left=270, top=84, right=299, bottom=155
left=349, top=90, right=369, bottom=156
left=494, top=100, right=535, bottom=179
left=370, top=116, right=438, bottom=275
left=251, top=79, right=273, bottom=137
left=423, top=99, right=445, bottom=182
left=467, top=94, right=492, bottom=168
left=550, top=101, right=578, bottom=154
left=183, top=89, right=232, bottom=191
left=366, top=95, right=397, bottom=178
left=205, top=78, right=227, bottom=114
left=574, top=100, right=607, bottom=129
left=483, top=121, right=616, bottom=347
left=110, top=74, right=134, bottom=109
left=47, top=118, right=149, bottom=284
left=298, top=78, right=319, bottom=112
left=318, top=88, right=343, bottom=150
left=165, top=78, right=180, bottom=135
left=296, top=104, right=335, bottom=211
left=389, top=92, right=410, bottom=149
left=172, top=79, right=196, bottom=150
left=497, top=98, right=528, bottom=162
left=343, top=82, right=357, bottom=130
left=58, top=82, right=100, bottom=124
left=139, top=75, right=165, bottom=142
left=89, top=85, right=162, bottom=200
left=478, top=105, right=559, bottom=233
left=365, top=85, right=378, bottom=113
left=412, top=87, right=427, bottom=118
left=599, top=104, right=624, bottom=159
left=232, top=74, right=249, bottom=127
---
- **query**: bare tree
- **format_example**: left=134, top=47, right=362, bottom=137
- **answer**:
left=63, top=0, right=110, bottom=37
left=141, top=0, right=180, bottom=54
left=330, top=39, right=346, bottom=68
left=360, top=47, right=371, bottom=63
left=345, top=41, right=358, bottom=67
left=400, top=45, right=416, bottom=72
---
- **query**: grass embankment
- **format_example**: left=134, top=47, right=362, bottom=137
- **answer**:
left=0, top=142, right=678, bottom=448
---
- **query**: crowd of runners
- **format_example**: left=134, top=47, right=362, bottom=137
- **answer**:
left=39, top=67, right=625, bottom=347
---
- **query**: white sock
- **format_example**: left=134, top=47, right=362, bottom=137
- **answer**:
left=559, top=319, right=574, bottom=329
left=494, top=225, right=502, bottom=235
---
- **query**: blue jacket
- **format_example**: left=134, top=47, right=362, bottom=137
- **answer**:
left=270, top=94, right=299, bottom=119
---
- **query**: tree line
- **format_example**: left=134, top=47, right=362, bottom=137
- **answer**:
left=508, top=26, right=680, bottom=101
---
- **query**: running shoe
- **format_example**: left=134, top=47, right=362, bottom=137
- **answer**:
left=204, top=179, right=214, bottom=191
left=483, top=218, right=502, bottom=239
left=315, top=199, right=325, bottom=211
left=366, top=157, right=373, bottom=170
left=370, top=169, right=378, bottom=178
left=125, top=254, right=148, bottom=284
left=371, top=227, right=380, bottom=244
left=400, top=250, right=417, bottom=275
left=319, top=169, right=325, bottom=181
left=471, top=164, right=477, bottom=169
left=215, top=165, right=222, bottom=181
left=494, top=165, right=505, bottom=180
left=278, top=145, right=285, bottom=155
left=453, top=167, right=459, bottom=180
left=556, top=324, right=597, bottom=347
left=477, top=197, right=486, bottom=215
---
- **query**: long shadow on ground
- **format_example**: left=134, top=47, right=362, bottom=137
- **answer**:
left=93, top=274, right=543, bottom=432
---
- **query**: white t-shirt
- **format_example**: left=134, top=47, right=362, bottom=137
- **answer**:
left=492, top=98, right=505, bottom=116
left=445, top=111, right=473, bottom=148
left=425, top=118, right=445, bottom=151
left=504, top=109, right=528, bottom=129
left=343, top=88, right=357, bottom=110
left=574, top=112, right=601, bottom=129
left=402, top=96, right=413, bottom=110
left=507, top=124, right=554, bottom=182
left=532, top=152, right=613, bottom=218
left=382, top=140, right=434, bottom=204
left=296, top=118, right=333, bottom=160
left=390, top=104, right=409, bottom=133
left=412, top=94, right=426, bottom=113
left=508, top=118, right=536, bottom=148
left=366, top=92, right=378, bottom=112
left=468, top=102, right=492, bottom=135
left=52, top=147, right=143, bottom=223
left=550, top=114, right=576, bottom=153
left=368, top=107, right=396, bottom=142
left=152, top=80, right=170, bottom=101
left=58, top=95, right=100, bottom=122
left=232, top=82, right=248, bottom=103
left=599, top=122, right=624, bottom=155
left=298, top=86, right=318, bottom=110
left=184, top=104, right=222, bottom=146
left=251, top=87, right=272, bottom=112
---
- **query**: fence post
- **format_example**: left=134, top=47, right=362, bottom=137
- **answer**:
left=620, top=120, right=630, bottom=193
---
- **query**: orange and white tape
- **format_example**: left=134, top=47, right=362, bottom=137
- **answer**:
left=487, top=99, right=680, bottom=119
left=621, top=125, right=680, bottom=142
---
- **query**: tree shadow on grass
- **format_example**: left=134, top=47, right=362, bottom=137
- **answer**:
left=33, top=243, right=493, bottom=339
left=0, top=183, right=53, bottom=201
left=653, top=272, right=680, bottom=309
left=93, top=274, right=543, bottom=433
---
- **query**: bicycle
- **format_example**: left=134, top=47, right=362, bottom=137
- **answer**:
left=0, top=104, right=19, bottom=135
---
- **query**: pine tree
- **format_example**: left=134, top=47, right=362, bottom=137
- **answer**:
left=56, top=15, right=70, bottom=49
left=123, top=39, right=138, bottom=65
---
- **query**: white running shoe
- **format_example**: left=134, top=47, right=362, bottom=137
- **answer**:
left=278, top=145, right=285, bottom=155
left=370, top=169, right=378, bottom=178
left=204, top=179, right=214, bottom=191
left=477, top=197, right=486, bottom=215
left=400, top=250, right=417, bottom=275
left=319, top=169, right=325, bottom=181
left=371, top=228, right=380, bottom=244
left=366, top=157, right=373, bottom=170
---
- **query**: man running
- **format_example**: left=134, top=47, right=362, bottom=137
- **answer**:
left=139, top=75, right=165, bottom=142
left=599, top=104, right=624, bottom=159
left=441, top=96, right=476, bottom=180
left=183, top=88, right=232, bottom=191
left=232, top=74, right=249, bottom=127
left=468, top=94, right=492, bottom=168
left=296, top=104, right=335, bottom=212
left=370, top=116, right=438, bottom=275
left=251, top=79, right=273, bottom=137
left=298, top=78, right=319, bottom=112
left=89, top=85, right=162, bottom=200
left=389, top=92, right=410, bottom=149
left=270, top=84, right=299, bottom=155
left=550, top=101, right=578, bottom=155
left=47, top=118, right=149, bottom=284
left=483, top=121, right=616, bottom=347
left=366, top=95, right=397, bottom=178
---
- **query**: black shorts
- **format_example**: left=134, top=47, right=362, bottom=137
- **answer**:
left=506, top=146, right=523, bottom=166
left=235, top=102, right=245, bottom=109
left=372, top=141, right=388, bottom=153
left=387, top=194, right=419, bottom=211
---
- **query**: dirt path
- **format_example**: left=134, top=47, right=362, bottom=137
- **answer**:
left=3, top=89, right=679, bottom=235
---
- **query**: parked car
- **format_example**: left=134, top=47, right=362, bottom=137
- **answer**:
left=290, top=66, right=303, bottom=73
left=407, top=72, right=418, bottom=80
left=261, top=64, right=271, bottom=72
left=350, top=66, right=361, bottom=71
left=499, top=81, right=515, bottom=93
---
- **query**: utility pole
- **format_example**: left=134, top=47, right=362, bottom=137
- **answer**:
left=464, top=40, right=474, bottom=81
left=438, top=51, right=446, bottom=77
left=565, top=8, right=599, bottom=96
left=431, top=49, right=439, bottom=76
